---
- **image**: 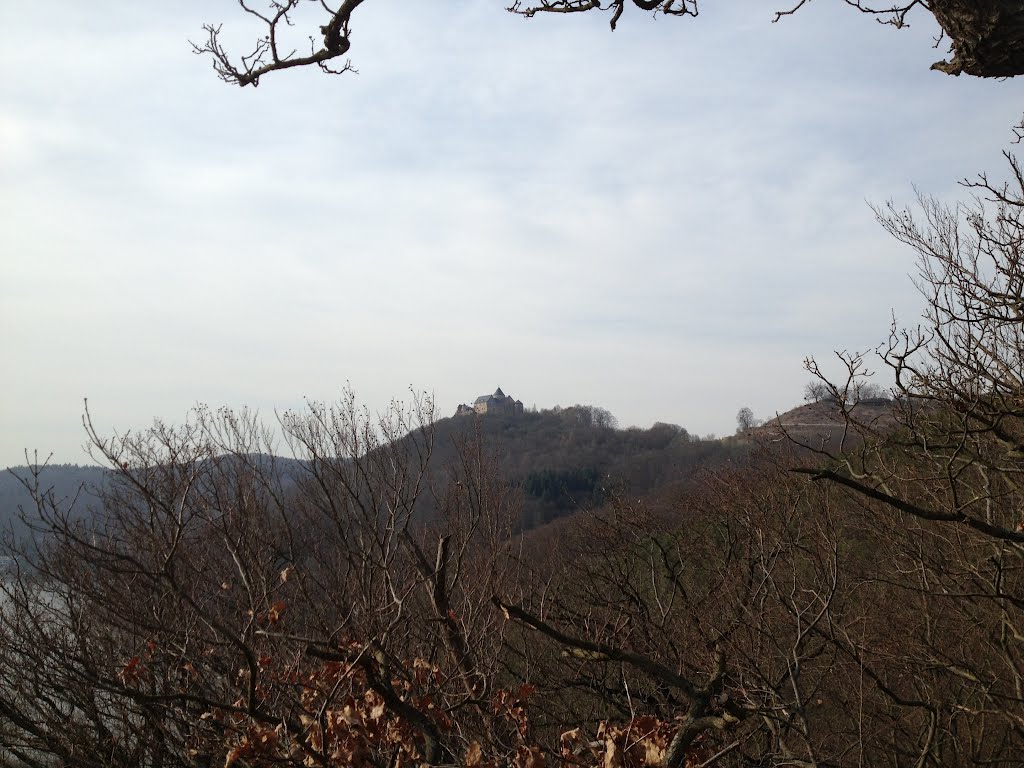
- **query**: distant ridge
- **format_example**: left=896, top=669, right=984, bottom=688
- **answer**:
left=753, top=398, right=898, bottom=449
left=0, top=464, right=108, bottom=540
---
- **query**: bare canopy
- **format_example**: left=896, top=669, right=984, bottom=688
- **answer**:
left=191, top=0, right=1024, bottom=87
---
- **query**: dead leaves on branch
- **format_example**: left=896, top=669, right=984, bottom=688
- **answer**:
left=211, top=656, right=697, bottom=768
left=464, top=714, right=710, bottom=768
left=219, top=682, right=424, bottom=767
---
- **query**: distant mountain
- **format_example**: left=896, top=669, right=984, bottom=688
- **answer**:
left=0, top=464, right=108, bottom=542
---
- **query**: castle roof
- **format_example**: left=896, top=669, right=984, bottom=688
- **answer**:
left=474, top=387, right=508, bottom=405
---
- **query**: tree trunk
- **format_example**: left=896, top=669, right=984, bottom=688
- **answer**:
left=930, top=0, right=1024, bottom=76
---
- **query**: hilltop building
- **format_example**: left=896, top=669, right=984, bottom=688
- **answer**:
left=455, top=387, right=524, bottom=418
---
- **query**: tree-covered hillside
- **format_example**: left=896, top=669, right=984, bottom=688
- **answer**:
left=429, top=405, right=744, bottom=529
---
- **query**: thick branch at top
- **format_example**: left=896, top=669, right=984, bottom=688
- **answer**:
left=191, top=0, right=366, bottom=87
left=929, top=0, right=1024, bottom=76
left=777, top=0, right=1024, bottom=76
left=194, top=0, right=1024, bottom=86
left=508, top=0, right=697, bottom=30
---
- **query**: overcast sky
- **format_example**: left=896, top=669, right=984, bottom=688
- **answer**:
left=1, top=1, right=1020, bottom=467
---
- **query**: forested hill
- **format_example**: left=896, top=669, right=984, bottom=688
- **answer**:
left=428, top=406, right=745, bottom=529
left=1, top=406, right=747, bottom=536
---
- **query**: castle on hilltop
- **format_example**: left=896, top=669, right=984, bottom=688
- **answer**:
left=455, top=387, right=524, bottom=418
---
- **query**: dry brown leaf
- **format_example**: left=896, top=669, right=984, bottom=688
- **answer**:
left=465, top=741, right=484, bottom=766
left=604, top=737, right=623, bottom=768
left=514, top=745, right=546, bottom=768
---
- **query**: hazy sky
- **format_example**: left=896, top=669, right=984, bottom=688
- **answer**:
left=1, top=1, right=1020, bottom=467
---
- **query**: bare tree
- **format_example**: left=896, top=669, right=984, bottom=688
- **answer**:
left=735, top=406, right=758, bottom=432
left=799, top=153, right=1024, bottom=543
left=0, top=391, right=525, bottom=766
left=7, top=380, right=1024, bottom=765
left=490, top=457, right=911, bottom=767
left=788, top=152, right=1024, bottom=765
left=804, top=381, right=830, bottom=403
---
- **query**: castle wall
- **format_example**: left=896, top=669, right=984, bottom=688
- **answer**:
left=458, top=389, right=523, bottom=418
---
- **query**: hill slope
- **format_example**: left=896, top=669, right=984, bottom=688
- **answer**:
left=428, top=406, right=745, bottom=528
left=753, top=398, right=898, bottom=451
